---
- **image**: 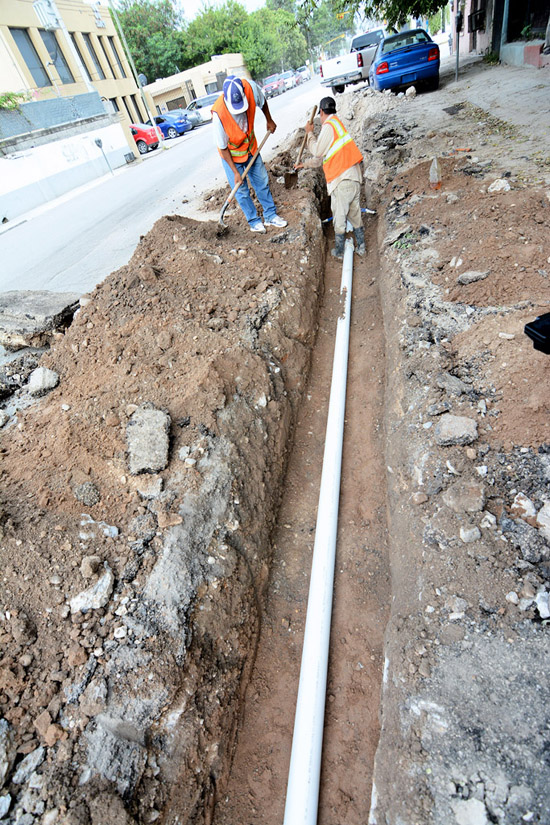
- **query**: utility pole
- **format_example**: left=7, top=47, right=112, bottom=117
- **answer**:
left=108, top=0, right=165, bottom=148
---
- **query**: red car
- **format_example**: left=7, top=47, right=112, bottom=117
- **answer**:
left=263, top=74, right=284, bottom=98
left=130, top=123, right=160, bottom=155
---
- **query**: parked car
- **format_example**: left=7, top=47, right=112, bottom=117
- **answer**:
left=320, top=27, right=386, bottom=94
left=369, top=28, right=440, bottom=92
left=280, top=70, right=297, bottom=91
left=130, top=123, right=159, bottom=154
left=168, top=107, right=202, bottom=129
left=146, top=113, right=192, bottom=139
left=293, top=70, right=303, bottom=85
left=184, top=92, right=220, bottom=123
left=296, top=65, right=311, bottom=82
left=263, top=74, right=284, bottom=98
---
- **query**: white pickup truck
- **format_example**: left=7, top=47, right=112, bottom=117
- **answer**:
left=319, top=27, right=386, bottom=94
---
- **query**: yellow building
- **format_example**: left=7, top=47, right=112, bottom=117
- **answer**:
left=0, top=0, right=148, bottom=132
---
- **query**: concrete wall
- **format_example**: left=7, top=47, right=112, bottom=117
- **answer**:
left=0, top=119, right=131, bottom=222
left=0, top=91, right=104, bottom=139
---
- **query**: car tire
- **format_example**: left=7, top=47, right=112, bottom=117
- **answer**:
left=332, top=85, right=345, bottom=95
left=167, top=127, right=177, bottom=138
left=136, top=140, right=147, bottom=155
left=426, top=74, right=440, bottom=91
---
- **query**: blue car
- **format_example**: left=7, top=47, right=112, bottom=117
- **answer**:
left=369, top=29, right=439, bottom=93
left=147, top=113, right=193, bottom=139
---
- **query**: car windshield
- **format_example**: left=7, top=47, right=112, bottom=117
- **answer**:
left=264, top=75, right=279, bottom=84
left=281, top=71, right=293, bottom=78
left=351, top=30, right=383, bottom=50
left=382, top=29, right=430, bottom=54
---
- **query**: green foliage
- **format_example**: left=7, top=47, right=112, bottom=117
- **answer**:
left=116, top=0, right=184, bottom=79
left=310, top=0, right=449, bottom=29
left=0, top=91, right=28, bottom=110
left=239, top=7, right=284, bottom=77
left=184, top=1, right=249, bottom=67
left=273, top=8, right=308, bottom=69
left=483, top=50, right=500, bottom=65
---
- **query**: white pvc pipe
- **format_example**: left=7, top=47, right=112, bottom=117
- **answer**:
left=283, top=237, right=355, bottom=825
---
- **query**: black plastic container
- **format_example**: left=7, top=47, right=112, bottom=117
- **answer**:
left=524, top=312, right=550, bottom=354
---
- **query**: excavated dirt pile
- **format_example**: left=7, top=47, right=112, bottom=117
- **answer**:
left=0, top=179, right=325, bottom=823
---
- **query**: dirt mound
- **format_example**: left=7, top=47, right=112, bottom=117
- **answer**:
left=0, top=175, right=325, bottom=823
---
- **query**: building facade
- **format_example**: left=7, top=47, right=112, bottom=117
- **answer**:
left=0, top=0, right=148, bottom=137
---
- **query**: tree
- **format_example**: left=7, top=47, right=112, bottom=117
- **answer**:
left=115, top=0, right=184, bottom=79
left=273, top=8, right=308, bottom=69
left=184, top=1, right=249, bottom=67
left=238, top=7, right=283, bottom=78
left=299, top=0, right=448, bottom=30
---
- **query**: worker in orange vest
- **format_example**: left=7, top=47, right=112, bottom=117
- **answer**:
left=212, top=76, right=287, bottom=233
left=296, top=96, right=365, bottom=259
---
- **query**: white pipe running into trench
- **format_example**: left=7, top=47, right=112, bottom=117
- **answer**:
left=283, top=237, right=355, bottom=825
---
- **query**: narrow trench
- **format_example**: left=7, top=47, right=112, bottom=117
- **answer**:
left=214, top=217, right=391, bottom=825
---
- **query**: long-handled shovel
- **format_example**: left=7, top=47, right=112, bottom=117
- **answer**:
left=284, top=104, right=317, bottom=189
left=217, top=132, right=270, bottom=236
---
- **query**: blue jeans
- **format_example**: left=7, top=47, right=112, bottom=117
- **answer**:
left=221, top=153, right=277, bottom=227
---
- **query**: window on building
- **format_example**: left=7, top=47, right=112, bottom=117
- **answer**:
left=39, top=29, right=74, bottom=84
left=82, top=32, right=105, bottom=79
left=131, top=94, right=144, bottom=121
left=98, top=37, right=115, bottom=77
left=108, top=36, right=127, bottom=78
left=167, top=96, right=187, bottom=110
left=69, top=33, right=92, bottom=82
left=110, top=97, right=120, bottom=112
left=9, top=27, right=51, bottom=87
left=122, top=96, right=134, bottom=122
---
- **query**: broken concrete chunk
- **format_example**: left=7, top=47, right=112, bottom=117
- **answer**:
left=126, top=405, right=170, bottom=475
left=0, top=794, right=10, bottom=818
left=443, top=480, right=486, bottom=513
left=28, top=367, right=59, bottom=396
left=452, top=797, right=489, bottom=825
left=434, top=414, right=477, bottom=446
left=0, top=411, right=8, bottom=428
left=536, top=501, right=550, bottom=541
left=457, top=270, right=489, bottom=285
left=511, top=492, right=536, bottom=520
left=134, top=475, right=163, bottom=499
left=488, top=178, right=511, bottom=193
left=0, top=718, right=16, bottom=789
left=0, top=291, right=79, bottom=350
left=80, top=555, right=101, bottom=578
left=70, top=565, right=114, bottom=614
left=12, top=746, right=45, bottom=784
left=460, top=525, right=481, bottom=543
left=436, top=372, right=470, bottom=396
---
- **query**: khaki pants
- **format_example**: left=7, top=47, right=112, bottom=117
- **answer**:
left=331, top=179, right=361, bottom=235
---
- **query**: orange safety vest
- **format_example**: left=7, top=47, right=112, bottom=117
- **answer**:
left=212, top=79, right=258, bottom=162
left=322, top=115, right=363, bottom=184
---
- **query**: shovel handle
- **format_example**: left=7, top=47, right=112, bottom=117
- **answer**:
left=295, top=105, right=317, bottom=167
left=223, top=132, right=270, bottom=207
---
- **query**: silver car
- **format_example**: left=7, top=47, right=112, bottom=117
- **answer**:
left=167, top=107, right=202, bottom=129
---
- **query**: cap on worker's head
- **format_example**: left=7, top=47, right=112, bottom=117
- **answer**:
left=319, top=96, right=336, bottom=114
left=223, top=75, right=248, bottom=115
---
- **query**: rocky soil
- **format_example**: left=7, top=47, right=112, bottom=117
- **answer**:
left=0, top=58, right=550, bottom=825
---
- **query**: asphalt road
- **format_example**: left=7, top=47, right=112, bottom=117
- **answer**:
left=0, top=80, right=321, bottom=296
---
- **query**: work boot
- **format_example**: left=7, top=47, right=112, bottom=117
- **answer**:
left=354, top=226, right=366, bottom=256
left=331, top=233, right=345, bottom=260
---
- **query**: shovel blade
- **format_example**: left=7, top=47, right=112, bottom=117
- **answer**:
left=284, top=170, right=298, bottom=189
